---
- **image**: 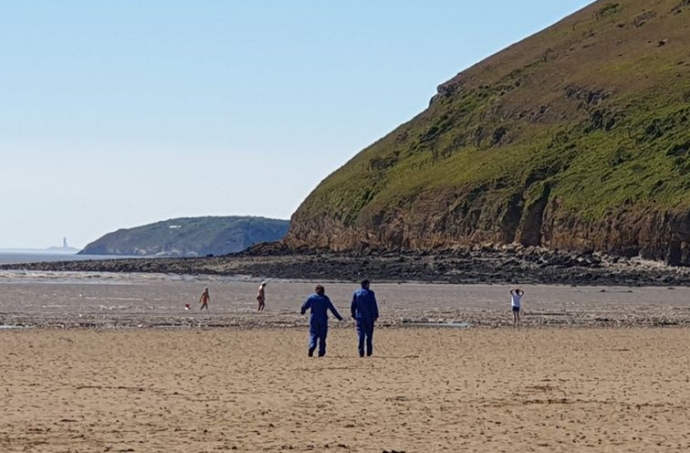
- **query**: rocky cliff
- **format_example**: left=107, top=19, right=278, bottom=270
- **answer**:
left=286, top=0, right=690, bottom=265
left=80, top=216, right=289, bottom=256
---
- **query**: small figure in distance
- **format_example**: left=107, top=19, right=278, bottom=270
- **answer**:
left=256, top=281, right=267, bottom=312
left=351, top=279, right=379, bottom=357
left=199, top=288, right=210, bottom=311
left=300, top=284, right=343, bottom=357
left=510, top=288, right=524, bottom=327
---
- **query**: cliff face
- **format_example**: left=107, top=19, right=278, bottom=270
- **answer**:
left=80, top=216, right=289, bottom=256
left=286, top=0, right=690, bottom=264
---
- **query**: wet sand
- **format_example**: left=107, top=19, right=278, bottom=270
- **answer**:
left=2, top=272, right=690, bottom=328
left=3, top=328, right=690, bottom=453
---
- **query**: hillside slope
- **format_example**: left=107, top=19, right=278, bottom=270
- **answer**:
left=80, top=216, right=289, bottom=256
left=286, top=0, right=690, bottom=264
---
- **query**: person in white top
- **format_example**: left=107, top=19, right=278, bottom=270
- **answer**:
left=510, top=288, right=524, bottom=327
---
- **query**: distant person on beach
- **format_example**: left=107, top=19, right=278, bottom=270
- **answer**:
left=199, top=288, right=210, bottom=311
left=257, top=281, right=267, bottom=312
left=510, top=288, right=524, bottom=326
left=300, top=284, right=343, bottom=357
left=351, top=279, right=379, bottom=357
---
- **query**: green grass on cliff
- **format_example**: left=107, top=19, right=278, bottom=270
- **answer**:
left=295, top=0, right=690, bottom=234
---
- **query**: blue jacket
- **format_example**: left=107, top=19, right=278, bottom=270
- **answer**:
left=350, top=288, right=379, bottom=321
left=301, top=294, right=343, bottom=322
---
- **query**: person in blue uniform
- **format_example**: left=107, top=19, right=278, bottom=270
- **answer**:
left=300, top=284, right=343, bottom=357
left=350, top=279, right=379, bottom=357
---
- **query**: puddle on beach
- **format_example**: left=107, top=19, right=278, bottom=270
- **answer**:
left=152, top=324, right=194, bottom=329
left=0, top=325, right=28, bottom=330
left=401, top=320, right=471, bottom=328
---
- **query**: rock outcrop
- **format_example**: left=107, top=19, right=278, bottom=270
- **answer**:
left=285, top=0, right=690, bottom=265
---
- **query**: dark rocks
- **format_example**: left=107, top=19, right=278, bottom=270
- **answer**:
left=4, top=247, right=689, bottom=287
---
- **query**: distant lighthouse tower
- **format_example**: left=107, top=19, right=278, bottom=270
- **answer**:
left=63, top=237, right=68, bottom=249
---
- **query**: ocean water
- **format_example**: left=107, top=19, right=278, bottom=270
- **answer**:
left=0, top=252, right=120, bottom=265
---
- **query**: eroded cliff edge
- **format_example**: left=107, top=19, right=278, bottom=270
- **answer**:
left=285, top=0, right=690, bottom=265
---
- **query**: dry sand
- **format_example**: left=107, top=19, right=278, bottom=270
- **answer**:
left=2, top=327, right=690, bottom=453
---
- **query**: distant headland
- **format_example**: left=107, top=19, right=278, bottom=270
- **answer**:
left=79, top=216, right=290, bottom=257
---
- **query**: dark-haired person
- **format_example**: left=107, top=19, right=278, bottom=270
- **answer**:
left=350, top=279, right=379, bottom=357
left=300, top=284, right=343, bottom=357
left=199, top=288, right=210, bottom=311
left=510, top=288, right=524, bottom=326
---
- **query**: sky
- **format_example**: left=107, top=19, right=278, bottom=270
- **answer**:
left=0, top=0, right=594, bottom=249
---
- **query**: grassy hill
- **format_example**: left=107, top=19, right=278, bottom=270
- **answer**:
left=286, top=0, right=690, bottom=264
left=80, top=216, right=289, bottom=256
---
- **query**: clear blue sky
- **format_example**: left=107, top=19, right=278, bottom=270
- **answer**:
left=0, top=0, right=593, bottom=249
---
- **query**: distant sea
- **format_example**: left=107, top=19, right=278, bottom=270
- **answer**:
left=0, top=252, right=121, bottom=266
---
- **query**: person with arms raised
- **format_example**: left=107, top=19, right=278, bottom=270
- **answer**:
left=510, top=288, right=524, bottom=327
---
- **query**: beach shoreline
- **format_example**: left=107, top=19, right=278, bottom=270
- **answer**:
left=3, top=276, right=690, bottom=452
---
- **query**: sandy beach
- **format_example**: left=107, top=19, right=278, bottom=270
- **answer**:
left=3, top=274, right=690, bottom=452
left=2, top=327, right=690, bottom=453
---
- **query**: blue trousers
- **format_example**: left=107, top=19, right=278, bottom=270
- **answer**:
left=356, top=318, right=374, bottom=357
left=309, top=320, right=328, bottom=357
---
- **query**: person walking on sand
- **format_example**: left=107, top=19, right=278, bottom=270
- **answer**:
left=300, top=284, right=343, bottom=357
left=510, top=288, right=524, bottom=326
left=256, top=281, right=267, bottom=312
left=351, top=279, right=379, bottom=357
left=199, top=288, right=210, bottom=311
